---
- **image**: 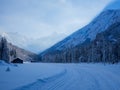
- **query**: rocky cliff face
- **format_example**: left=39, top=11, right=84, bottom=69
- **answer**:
left=0, top=37, right=40, bottom=63
left=40, top=9, right=120, bottom=63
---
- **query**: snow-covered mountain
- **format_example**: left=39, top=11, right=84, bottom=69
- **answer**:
left=27, top=32, right=66, bottom=53
left=42, top=9, right=120, bottom=53
left=0, top=36, right=40, bottom=63
left=0, top=31, right=66, bottom=53
left=0, top=31, right=31, bottom=50
left=40, top=9, right=120, bottom=62
left=0, top=31, right=40, bottom=53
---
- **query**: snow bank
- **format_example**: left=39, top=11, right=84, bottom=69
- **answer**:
left=0, top=60, right=9, bottom=66
left=0, top=63, right=120, bottom=90
left=0, top=63, right=65, bottom=90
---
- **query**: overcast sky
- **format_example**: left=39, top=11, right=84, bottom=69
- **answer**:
left=0, top=0, right=119, bottom=53
left=0, top=0, right=114, bottom=38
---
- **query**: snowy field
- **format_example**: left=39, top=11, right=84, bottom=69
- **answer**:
left=0, top=61, right=120, bottom=90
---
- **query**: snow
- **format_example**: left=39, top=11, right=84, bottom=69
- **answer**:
left=42, top=9, right=120, bottom=54
left=0, top=61, right=120, bottom=90
left=0, top=60, right=8, bottom=66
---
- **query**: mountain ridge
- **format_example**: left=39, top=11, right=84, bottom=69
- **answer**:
left=0, top=36, right=40, bottom=63
left=41, top=9, right=120, bottom=55
left=40, top=9, right=120, bottom=63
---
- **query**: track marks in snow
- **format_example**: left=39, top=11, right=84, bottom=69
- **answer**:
left=15, top=69, right=67, bottom=90
left=14, top=64, right=120, bottom=90
left=77, top=66, right=120, bottom=90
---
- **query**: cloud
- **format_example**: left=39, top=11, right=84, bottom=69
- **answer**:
left=27, top=32, right=67, bottom=53
left=0, top=0, right=112, bottom=35
left=0, top=0, right=113, bottom=52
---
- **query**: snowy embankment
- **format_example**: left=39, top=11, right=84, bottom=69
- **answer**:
left=0, top=61, right=120, bottom=90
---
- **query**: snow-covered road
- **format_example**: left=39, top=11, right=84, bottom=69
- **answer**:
left=0, top=62, right=120, bottom=90
left=16, top=64, right=120, bottom=90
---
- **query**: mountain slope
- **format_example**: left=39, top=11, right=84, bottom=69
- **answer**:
left=0, top=31, right=30, bottom=49
left=42, top=9, right=120, bottom=53
left=0, top=31, right=67, bottom=53
left=0, top=36, right=40, bottom=63
left=40, top=9, right=120, bottom=63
